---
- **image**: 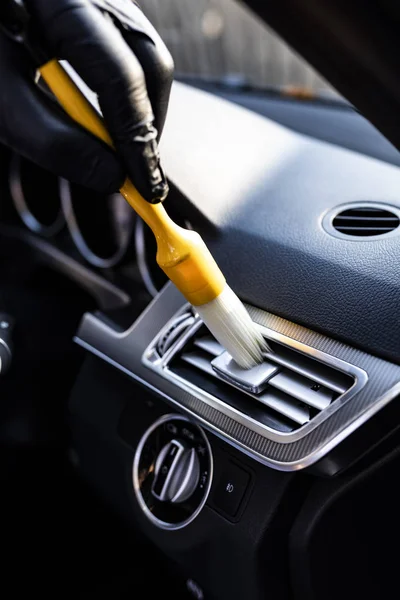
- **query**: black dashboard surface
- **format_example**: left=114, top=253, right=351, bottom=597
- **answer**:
left=186, top=79, right=400, bottom=170
left=159, top=83, right=400, bottom=363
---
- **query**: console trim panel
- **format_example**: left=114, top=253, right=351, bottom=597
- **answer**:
left=74, top=283, right=400, bottom=471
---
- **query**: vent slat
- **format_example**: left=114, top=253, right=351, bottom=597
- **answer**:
left=193, top=336, right=224, bottom=357
left=181, top=351, right=215, bottom=376
left=157, top=312, right=195, bottom=357
left=167, top=322, right=353, bottom=433
left=334, top=216, right=399, bottom=222
left=269, top=370, right=334, bottom=410
left=335, top=228, right=394, bottom=237
left=338, top=208, right=392, bottom=215
left=266, top=345, right=349, bottom=394
left=257, top=389, right=310, bottom=425
left=335, top=226, right=394, bottom=231
left=332, top=206, right=399, bottom=238
left=181, top=350, right=308, bottom=427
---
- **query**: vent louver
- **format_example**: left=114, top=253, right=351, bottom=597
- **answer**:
left=156, top=310, right=195, bottom=357
left=332, top=206, right=400, bottom=237
left=162, top=320, right=354, bottom=434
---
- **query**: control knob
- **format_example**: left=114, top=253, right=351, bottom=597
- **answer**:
left=152, top=440, right=200, bottom=503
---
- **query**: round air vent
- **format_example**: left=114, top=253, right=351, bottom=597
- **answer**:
left=323, top=202, right=400, bottom=240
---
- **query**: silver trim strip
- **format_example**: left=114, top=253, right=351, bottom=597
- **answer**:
left=132, top=414, right=213, bottom=530
left=75, top=336, right=400, bottom=471
left=0, top=337, right=12, bottom=374
left=73, top=284, right=400, bottom=471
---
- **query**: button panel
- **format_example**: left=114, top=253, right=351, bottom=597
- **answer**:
left=212, top=462, right=250, bottom=518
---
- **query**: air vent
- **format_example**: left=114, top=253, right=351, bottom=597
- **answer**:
left=167, top=323, right=354, bottom=434
left=324, top=203, right=400, bottom=239
left=156, top=310, right=195, bottom=357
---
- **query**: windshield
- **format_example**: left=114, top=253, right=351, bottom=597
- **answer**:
left=140, top=0, right=338, bottom=100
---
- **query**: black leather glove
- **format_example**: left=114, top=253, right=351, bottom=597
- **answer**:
left=0, top=0, right=173, bottom=201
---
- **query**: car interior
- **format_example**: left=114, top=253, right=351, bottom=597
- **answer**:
left=1, top=1, right=400, bottom=599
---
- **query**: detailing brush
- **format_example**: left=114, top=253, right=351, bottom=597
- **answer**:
left=0, top=2, right=268, bottom=369
left=40, top=62, right=268, bottom=369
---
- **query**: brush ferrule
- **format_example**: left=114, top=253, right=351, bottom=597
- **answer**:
left=157, top=227, right=226, bottom=305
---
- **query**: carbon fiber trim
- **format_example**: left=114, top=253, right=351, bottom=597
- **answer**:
left=74, top=283, right=400, bottom=470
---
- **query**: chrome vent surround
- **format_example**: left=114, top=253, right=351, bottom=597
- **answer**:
left=143, top=306, right=366, bottom=437
left=323, top=202, right=400, bottom=240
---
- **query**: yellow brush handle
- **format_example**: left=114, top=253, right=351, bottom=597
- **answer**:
left=39, top=59, right=225, bottom=305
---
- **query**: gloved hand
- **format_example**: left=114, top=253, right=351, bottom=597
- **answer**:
left=0, top=0, right=173, bottom=202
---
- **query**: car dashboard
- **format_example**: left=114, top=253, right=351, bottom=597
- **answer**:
left=1, top=81, right=399, bottom=600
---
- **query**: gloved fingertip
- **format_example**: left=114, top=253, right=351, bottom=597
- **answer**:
left=116, top=121, right=169, bottom=203
left=146, top=158, right=169, bottom=202
left=83, top=153, right=125, bottom=195
left=148, top=180, right=169, bottom=204
left=101, top=169, right=126, bottom=195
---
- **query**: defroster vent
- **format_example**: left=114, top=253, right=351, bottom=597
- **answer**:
left=324, top=202, right=400, bottom=239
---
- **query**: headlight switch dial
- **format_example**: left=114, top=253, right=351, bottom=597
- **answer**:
left=152, top=440, right=200, bottom=503
left=133, top=415, right=213, bottom=530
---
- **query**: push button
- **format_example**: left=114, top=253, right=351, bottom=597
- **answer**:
left=213, top=462, right=250, bottom=517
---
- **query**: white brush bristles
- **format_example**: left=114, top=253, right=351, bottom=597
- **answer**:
left=195, top=285, right=270, bottom=369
